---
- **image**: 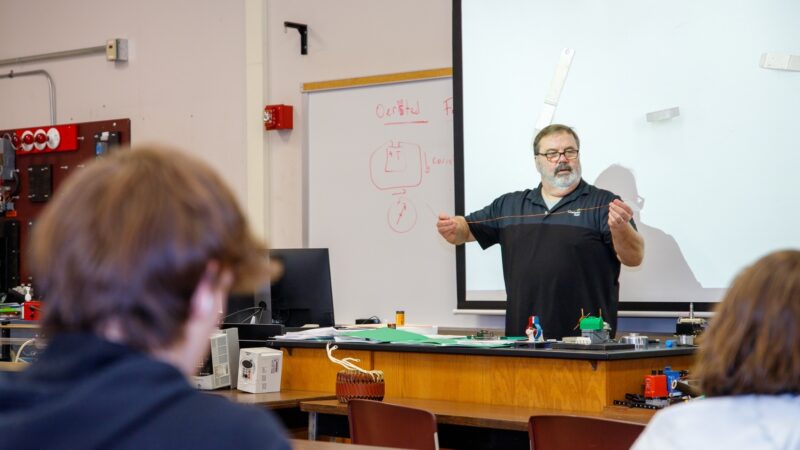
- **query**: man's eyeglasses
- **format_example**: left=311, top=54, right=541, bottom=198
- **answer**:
left=536, top=149, right=579, bottom=162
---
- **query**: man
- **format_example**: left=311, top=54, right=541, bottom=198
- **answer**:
left=0, top=146, right=291, bottom=450
left=437, top=124, right=643, bottom=339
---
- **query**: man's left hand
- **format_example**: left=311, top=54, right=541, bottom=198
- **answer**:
left=608, top=199, right=633, bottom=230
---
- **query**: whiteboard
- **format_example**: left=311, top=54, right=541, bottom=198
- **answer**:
left=459, top=0, right=800, bottom=308
left=305, top=75, right=456, bottom=324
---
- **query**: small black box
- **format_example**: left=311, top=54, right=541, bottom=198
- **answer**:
left=355, top=317, right=380, bottom=325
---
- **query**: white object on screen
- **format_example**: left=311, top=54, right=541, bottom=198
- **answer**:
left=760, top=53, right=800, bottom=72
left=646, top=107, right=680, bottom=123
left=534, top=48, right=575, bottom=131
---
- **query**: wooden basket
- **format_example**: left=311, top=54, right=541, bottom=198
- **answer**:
left=335, top=370, right=385, bottom=403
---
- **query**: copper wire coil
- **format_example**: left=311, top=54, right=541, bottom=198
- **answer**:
left=335, top=370, right=385, bottom=403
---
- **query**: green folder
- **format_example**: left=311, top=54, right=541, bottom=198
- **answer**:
left=339, top=328, right=514, bottom=347
left=339, top=328, right=429, bottom=343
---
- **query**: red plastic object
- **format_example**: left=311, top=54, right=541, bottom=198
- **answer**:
left=263, top=104, right=293, bottom=130
left=23, top=301, right=42, bottom=321
left=644, top=374, right=669, bottom=398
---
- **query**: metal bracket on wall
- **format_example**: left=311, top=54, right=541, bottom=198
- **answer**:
left=284, top=22, right=308, bottom=55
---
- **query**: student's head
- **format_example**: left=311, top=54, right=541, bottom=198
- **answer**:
left=695, top=250, right=800, bottom=396
left=31, top=145, right=269, bottom=358
left=533, top=124, right=582, bottom=190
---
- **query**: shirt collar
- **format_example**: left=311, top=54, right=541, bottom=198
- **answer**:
left=529, top=179, right=589, bottom=209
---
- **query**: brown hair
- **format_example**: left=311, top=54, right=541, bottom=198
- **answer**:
left=533, top=124, right=580, bottom=155
left=30, top=145, right=269, bottom=352
left=694, top=250, right=800, bottom=396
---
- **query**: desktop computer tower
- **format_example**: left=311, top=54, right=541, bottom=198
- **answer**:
left=192, top=327, right=239, bottom=390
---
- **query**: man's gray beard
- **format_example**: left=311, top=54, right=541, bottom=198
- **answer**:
left=541, top=167, right=580, bottom=188
left=551, top=170, right=579, bottom=188
left=535, top=158, right=581, bottom=189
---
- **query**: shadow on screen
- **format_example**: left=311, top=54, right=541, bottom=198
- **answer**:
left=594, top=165, right=721, bottom=309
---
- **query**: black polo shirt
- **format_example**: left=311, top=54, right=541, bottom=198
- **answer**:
left=466, top=179, right=634, bottom=339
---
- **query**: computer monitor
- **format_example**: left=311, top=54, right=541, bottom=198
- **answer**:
left=222, top=264, right=283, bottom=347
left=270, top=248, right=335, bottom=328
left=224, top=283, right=272, bottom=325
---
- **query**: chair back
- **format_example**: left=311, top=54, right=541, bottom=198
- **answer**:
left=529, top=415, right=645, bottom=450
left=348, top=399, right=439, bottom=450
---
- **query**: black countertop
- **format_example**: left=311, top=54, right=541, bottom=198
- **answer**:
left=266, top=339, right=695, bottom=361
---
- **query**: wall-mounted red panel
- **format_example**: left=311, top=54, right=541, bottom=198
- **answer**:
left=11, top=124, right=78, bottom=155
left=0, top=118, right=131, bottom=287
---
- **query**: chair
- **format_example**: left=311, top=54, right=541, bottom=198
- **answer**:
left=529, top=415, right=645, bottom=450
left=348, top=399, right=439, bottom=450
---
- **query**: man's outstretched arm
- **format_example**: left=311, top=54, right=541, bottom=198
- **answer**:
left=437, top=213, right=475, bottom=245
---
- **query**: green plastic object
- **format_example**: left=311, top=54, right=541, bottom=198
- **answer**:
left=339, top=328, right=429, bottom=343
left=580, top=316, right=604, bottom=330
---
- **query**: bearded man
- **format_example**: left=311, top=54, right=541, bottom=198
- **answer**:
left=437, top=124, right=644, bottom=339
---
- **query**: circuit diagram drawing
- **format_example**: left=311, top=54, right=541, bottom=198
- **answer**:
left=369, top=140, right=424, bottom=233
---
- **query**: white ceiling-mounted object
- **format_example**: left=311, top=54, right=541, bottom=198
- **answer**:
left=646, top=107, right=680, bottom=123
left=534, top=48, right=575, bottom=132
left=760, top=53, right=800, bottom=72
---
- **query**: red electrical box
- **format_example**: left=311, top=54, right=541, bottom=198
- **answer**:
left=644, top=373, right=669, bottom=398
left=263, top=104, right=293, bottom=130
left=23, top=301, right=42, bottom=321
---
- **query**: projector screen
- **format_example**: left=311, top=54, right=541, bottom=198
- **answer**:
left=455, top=0, right=800, bottom=312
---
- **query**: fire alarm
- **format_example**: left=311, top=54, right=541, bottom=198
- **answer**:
left=263, top=104, right=293, bottom=130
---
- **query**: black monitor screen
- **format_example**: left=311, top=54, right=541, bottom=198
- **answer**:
left=270, top=248, right=334, bottom=328
left=225, top=284, right=271, bottom=325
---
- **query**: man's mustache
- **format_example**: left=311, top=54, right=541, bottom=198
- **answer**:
left=554, top=163, right=572, bottom=175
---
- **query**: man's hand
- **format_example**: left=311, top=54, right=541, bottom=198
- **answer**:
left=437, top=213, right=460, bottom=244
left=437, top=213, right=474, bottom=245
left=608, top=199, right=634, bottom=231
left=607, top=199, right=644, bottom=266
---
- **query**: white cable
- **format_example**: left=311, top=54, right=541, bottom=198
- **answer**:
left=14, top=338, right=36, bottom=363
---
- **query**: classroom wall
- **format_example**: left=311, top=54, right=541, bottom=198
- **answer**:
left=264, top=0, right=507, bottom=329
left=0, top=0, right=454, bottom=247
left=0, top=0, right=264, bottom=231
left=265, top=0, right=453, bottom=248
left=0, top=0, right=453, bottom=256
left=0, top=0, right=660, bottom=332
left=263, top=1, right=678, bottom=331
left=0, top=0, right=498, bottom=329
